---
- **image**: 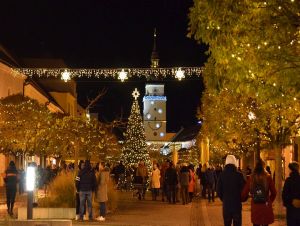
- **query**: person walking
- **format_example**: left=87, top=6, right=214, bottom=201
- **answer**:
left=188, top=164, right=196, bottom=202
left=75, top=160, right=96, bottom=221
left=217, top=155, right=245, bottom=226
left=4, top=161, right=18, bottom=216
left=200, top=163, right=208, bottom=198
left=165, top=161, right=178, bottom=204
left=179, top=164, right=190, bottom=205
left=151, top=163, right=160, bottom=201
left=282, top=161, right=300, bottom=226
left=136, top=161, right=148, bottom=200
left=206, top=165, right=217, bottom=202
left=95, top=162, right=110, bottom=222
left=242, top=159, right=276, bottom=226
left=160, top=161, right=168, bottom=202
left=75, top=160, right=85, bottom=220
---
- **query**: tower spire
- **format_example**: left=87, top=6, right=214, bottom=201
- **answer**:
left=151, top=28, right=159, bottom=68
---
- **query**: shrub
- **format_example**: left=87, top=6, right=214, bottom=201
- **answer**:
left=39, top=171, right=119, bottom=211
left=39, top=171, right=76, bottom=208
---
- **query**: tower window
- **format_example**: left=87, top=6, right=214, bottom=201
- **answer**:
left=158, top=108, right=163, bottom=114
left=146, top=113, right=151, bottom=119
left=151, top=101, right=154, bottom=105
left=160, top=132, right=165, bottom=137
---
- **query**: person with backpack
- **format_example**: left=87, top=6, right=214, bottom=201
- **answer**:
left=217, top=155, right=245, bottom=226
left=242, top=159, right=277, bottom=226
left=282, top=161, right=300, bottom=226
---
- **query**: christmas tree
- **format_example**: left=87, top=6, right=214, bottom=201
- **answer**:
left=122, top=88, right=151, bottom=169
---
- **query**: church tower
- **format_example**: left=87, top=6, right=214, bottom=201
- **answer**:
left=144, top=29, right=166, bottom=141
left=151, top=28, right=159, bottom=68
left=143, top=84, right=167, bottom=141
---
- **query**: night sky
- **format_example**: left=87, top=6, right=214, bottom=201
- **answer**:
left=1, top=0, right=207, bottom=132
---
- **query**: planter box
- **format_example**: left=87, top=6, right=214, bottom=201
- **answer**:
left=7, top=220, right=72, bottom=226
left=18, top=208, right=76, bottom=220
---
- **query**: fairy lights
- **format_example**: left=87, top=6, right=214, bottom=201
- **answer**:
left=12, top=67, right=202, bottom=81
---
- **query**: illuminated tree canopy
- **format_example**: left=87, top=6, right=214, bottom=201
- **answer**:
left=189, top=0, right=300, bottom=156
left=0, top=94, right=120, bottom=160
left=189, top=0, right=300, bottom=204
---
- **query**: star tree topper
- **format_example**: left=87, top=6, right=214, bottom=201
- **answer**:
left=132, top=88, right=140, bottom=100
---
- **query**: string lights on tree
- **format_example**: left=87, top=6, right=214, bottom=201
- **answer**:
left=121, top=88, right=151, bottom=170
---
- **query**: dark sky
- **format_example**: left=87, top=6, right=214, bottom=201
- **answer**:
left=1, top=0, right=206, bottom=132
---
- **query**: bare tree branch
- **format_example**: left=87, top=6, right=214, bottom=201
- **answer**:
left=85, top=88, right=108, bottom=112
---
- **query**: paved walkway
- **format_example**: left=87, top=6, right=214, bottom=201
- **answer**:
left=73, top=192, right=286, bottom=226
left=0, top=188, right=286, bottom=226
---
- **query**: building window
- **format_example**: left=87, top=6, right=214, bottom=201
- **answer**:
left=158, top=108, right=163, bottom=114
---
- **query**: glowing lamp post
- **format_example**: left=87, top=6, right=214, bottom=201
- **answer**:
left=26, top=164, right=36, bottom=219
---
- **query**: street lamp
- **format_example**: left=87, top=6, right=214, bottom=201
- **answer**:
left=26, top=163, right=36, bottom=219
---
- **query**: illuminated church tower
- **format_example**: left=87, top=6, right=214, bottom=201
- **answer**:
left=144, top=29, right=166, bottom=141
left=143, top=84, right=166, bottom=141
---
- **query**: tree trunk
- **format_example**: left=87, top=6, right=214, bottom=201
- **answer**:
left=74, top=142, right=79, bottom=172
left=274, top=145, right=283, bottom=216
left=255, top=129, right=261, bottom=163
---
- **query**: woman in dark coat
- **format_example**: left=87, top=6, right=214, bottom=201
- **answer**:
left=4, top=161, right=18, bottom=216
left=282, top=161, right=300, bottom=226
left=242, top=159, right=276, bottom=226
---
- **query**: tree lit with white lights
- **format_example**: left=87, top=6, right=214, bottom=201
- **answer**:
left=122, top=89, right=151, bottom=168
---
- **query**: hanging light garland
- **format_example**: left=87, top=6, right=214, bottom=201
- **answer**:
left=12, top=67, right=202, bottom=81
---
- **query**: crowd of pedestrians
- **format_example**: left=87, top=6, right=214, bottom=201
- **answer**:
left=2, top=157, right=300, bottom=225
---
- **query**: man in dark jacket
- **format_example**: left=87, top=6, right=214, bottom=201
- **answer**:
left=4, top=161, right=18, bottom=216
left=282, top=161, right=300, bottom=226
left=205, top=166, right=217, bottom=202
left=217, top=155, right=245, bottom=226
left=76, top=160, right=96, bottom=221
left=164, top=161, right=178, bottom=204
